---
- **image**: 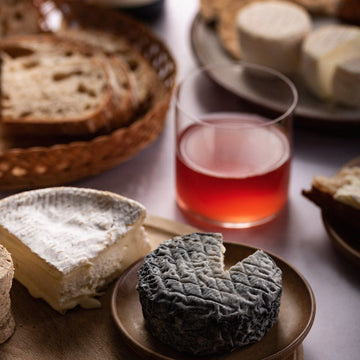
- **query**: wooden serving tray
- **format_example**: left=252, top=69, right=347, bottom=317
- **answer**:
left=0, top=216, right=307, bottom=359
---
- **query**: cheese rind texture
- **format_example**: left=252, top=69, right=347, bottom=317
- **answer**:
left=0, top=244, right=15, bottom=343
left=137, top=233, right=282, bottom=356
left=301, top=25, right=360, bottom=101
left=237, top=0, right=311, bottom=74
left=333, top=57, right=360, bottom=107
left=0, top=187, right=150, bottom=313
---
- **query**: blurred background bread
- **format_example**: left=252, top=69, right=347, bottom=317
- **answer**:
left=0, top=0, right=41, bottom=38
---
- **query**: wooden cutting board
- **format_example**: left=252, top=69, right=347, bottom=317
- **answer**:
left=0, top=216, right=303, bottom=360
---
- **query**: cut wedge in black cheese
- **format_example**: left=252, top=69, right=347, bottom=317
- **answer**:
left=137, top=232, right=282, bottom=356
left=0, top=187, right=151, bottom=314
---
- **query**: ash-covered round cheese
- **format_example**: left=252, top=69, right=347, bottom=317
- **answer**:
left=237, top=0, right=312, bottom=74
left=136, top=233, right=282, bottom=356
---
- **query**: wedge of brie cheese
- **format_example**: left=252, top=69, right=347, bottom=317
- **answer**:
left=301, top=24, right=360, bottom=101
left=0, top=187, right=150, bottom=313
left=236, top=0, right=312, bottom=74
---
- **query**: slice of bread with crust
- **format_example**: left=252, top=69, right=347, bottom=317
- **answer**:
left=0, top=0, right=41, bottom=38
left=57, top=28, right=157, bottom=115
left=0, top=34, right=134, bottom=136
left=302, top=166, right=360, bottom=232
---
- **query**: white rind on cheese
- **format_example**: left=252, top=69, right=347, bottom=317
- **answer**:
left=301, top=25, right=360, bottom=100
left=236, top=0, right=312, bottom=74
left=0, top=187, right=150, bottom=313
left=333, top=57, right=360, bottom=107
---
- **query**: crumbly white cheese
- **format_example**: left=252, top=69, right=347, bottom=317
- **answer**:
left=236, top=0, right=312, bottom=74
left=0, top=187, right=150, bottom=313
left=301, top=25, right=360, bottom=100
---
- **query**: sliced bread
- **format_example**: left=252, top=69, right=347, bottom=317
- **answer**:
left=58, top=27, right=157, bottom=114
left=0, top=34, right=134, bottom=136
left=302, top=166, right=360, bottom=231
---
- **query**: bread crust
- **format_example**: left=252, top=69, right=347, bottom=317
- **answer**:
left=302, top=166, right=360, bottom=232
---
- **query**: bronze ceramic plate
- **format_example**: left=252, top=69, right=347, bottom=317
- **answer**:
left=190, top=14, right=360, bottom=127
left=111, top=217, right=315, bottom=360
left=322, top=212, right=360, bottom=266
left=321, top=156, right=360, bottom=266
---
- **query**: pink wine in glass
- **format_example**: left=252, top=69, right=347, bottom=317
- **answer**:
left=176, top=113, right=291, bottom=227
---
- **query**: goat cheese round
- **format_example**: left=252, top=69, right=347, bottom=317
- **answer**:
left=236, top=0, right=312, bottom=74
left=301, top=24, right=360, bottom=101
left=137, top=233, right=282, bottom=356
left=333, top=57, right=360, bottom=108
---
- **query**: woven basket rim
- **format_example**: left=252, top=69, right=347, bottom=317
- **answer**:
left=0, top=0, right=177, bottom=190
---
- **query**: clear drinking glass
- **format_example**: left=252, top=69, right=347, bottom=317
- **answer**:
left=175, top=62, right=298, bottom=228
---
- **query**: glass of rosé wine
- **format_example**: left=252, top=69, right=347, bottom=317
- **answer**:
left=175, top=62, right=298, bottom=228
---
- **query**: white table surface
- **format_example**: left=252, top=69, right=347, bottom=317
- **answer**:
left=1, top=1, right=359, bottom=359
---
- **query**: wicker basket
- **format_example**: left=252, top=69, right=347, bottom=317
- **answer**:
left=0, top=0, right=176, bottom=190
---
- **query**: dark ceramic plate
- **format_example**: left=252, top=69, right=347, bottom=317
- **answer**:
left=321, top=156, right=360, bottom=266
left=111, top=220, right=315, bottom=360
left=322, top=212, right=360, bottom=266
left=190, top=14, right=360, bottom=127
